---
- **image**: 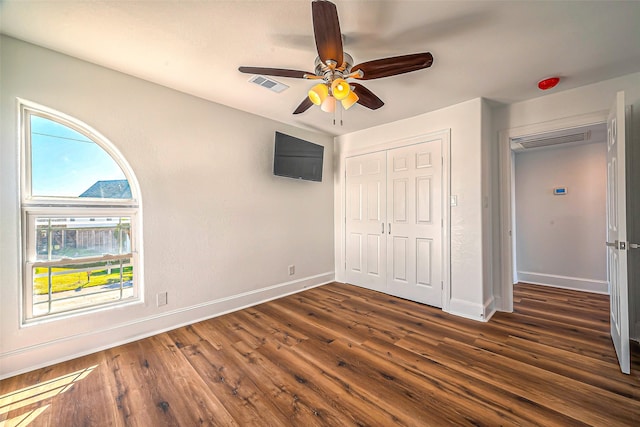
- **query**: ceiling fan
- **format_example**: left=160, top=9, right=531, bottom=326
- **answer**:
left=238, top=0, right=433, bottom=115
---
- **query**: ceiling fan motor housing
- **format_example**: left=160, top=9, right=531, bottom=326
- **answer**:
left=314, top=53, right=354, bottom=88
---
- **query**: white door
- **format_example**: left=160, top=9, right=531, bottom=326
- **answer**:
left=345, top=151, right=387, bottom=292
left=387, top=142, right=443, bottom=306
left=606, top=91, right=630, bottom=374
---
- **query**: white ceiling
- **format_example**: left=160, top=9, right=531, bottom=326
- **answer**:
left=2, top=1, right=639, bottom=136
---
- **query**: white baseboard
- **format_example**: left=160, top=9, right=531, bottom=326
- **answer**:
left=493, top=295, right=508, bottom=313
left=483, top=296, right=496, bottom=321
left=517, top=271, right=608, bottom=294
left=447, top=298, right=487, bottom=322
left=0, top=272, right=334, bottom=380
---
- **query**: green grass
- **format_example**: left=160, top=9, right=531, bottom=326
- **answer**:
left=33, top=266, right=133, bottom=295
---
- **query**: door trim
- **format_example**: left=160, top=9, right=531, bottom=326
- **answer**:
left=337, top=129, right=451, bottom=311
left=497, top=111, right=608, bottom=312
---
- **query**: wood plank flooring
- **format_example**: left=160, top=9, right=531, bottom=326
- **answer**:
left=2, top=282, right=639, bottom=426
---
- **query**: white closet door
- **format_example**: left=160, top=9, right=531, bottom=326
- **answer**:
left=386, top=141, right=443, bottom=307
left=345, top=151, right=387, bottom=293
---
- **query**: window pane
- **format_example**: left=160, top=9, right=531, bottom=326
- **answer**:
left=22, top=103, right=141, bottom=322
left=35, top=217, right=132, bottom=262
left=32, top=258, right=134, bottom=317
left=30, top=115, right=130, bottom=198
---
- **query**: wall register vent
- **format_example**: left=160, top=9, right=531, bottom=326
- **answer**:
left=249, top=75, right=289, bottom=93
left=511, top=129, right=596, bottom=152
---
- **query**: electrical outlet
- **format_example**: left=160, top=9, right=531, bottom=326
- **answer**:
left=288, top=265, right=295, bottom=276
left=157, top=292, right=168, bottom=307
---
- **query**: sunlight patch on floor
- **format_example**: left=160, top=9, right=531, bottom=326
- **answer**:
left=0, top=365, right=97, bottom=426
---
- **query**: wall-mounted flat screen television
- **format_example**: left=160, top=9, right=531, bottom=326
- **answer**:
left=274, top=131, right=324, bottom=182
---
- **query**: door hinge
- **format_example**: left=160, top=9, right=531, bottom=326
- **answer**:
left=630, top=243, right=640, bottom=249
left=441, top=281, right=443, bottom=290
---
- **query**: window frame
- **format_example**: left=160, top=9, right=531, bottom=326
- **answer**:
left=19, top=99, right=143, bottom=324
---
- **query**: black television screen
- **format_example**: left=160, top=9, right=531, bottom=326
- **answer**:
left=274, top=132, right=324, bottom=182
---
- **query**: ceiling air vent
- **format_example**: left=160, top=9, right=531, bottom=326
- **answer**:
left=511, top=130, right=592, bottom=151
left=249, top=75, right=289, bottom=93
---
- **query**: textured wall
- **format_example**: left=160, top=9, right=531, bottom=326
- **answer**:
left=515, top=141, right=607, bottom=291
left=0, top=36, right=334, bottom=377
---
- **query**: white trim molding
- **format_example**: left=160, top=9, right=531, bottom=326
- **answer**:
left=517, top=272, right=608, bottom=294
left=449, top=298, right=488, bottom=322
left=498, top=110, right=608, bottom=313
left=483, top=296, right=496, bottom=321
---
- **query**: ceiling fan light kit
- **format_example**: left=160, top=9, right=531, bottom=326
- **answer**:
left=238, top=0, right=434, bottom=118
left=331, top=78, right=350, bottom=100
left=321, top=95, right=336, bottom=113
left=308, top=83, right=329, bottom=105
left=341, top=90, right=359, bottom=110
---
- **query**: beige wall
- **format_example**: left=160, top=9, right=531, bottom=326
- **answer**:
left=514, top=141, right=607, bottom=292
left=0, top=36, right=335, bottom=378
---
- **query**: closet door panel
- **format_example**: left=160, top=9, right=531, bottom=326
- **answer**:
left=345, top=139, right=443, bottom=307
left=345, top=152, right=387, bottom=292
left=387, top=141, right=443, bottom=307
left=391, top=236, right=408, bottom=282
left=392, top=179, right=408, bottom=223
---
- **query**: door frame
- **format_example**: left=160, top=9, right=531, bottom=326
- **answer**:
left=336, top=129, right=451, bottom=311
left=498, top=111, right=608, bottom=312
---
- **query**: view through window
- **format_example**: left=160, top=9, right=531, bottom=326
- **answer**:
left=22, top=102, right=141, bottom=320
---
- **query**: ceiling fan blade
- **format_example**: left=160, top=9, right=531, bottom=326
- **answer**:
left=352, top=52, right=433, bottom=80
left=351, top=83, right=384, bottom=110
left=293, top=97, right=314, bottom=114
left=238, top=66, right=312, bottom=79
left=312, top=0, right=343, bottom=65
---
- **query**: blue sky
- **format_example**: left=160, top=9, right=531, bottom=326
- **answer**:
left=31, top=115, right=126, bottom=197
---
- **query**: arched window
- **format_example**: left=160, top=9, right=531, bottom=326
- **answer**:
left=20, top=100, right=142, bottom=321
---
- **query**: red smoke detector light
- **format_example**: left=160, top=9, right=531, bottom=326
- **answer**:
left=538, top=77, right=560, bottom=90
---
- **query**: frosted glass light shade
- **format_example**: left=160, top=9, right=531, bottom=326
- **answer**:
left=331, top=78, right=350, bottom=100
left=320, top=96, right=336, bottom=113
left=341, top=91, right=359, bottom=110
left=308, top=83, right=329, bottom=105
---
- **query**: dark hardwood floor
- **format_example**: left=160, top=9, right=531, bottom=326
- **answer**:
left=2, top=282, right=639, bottom=426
